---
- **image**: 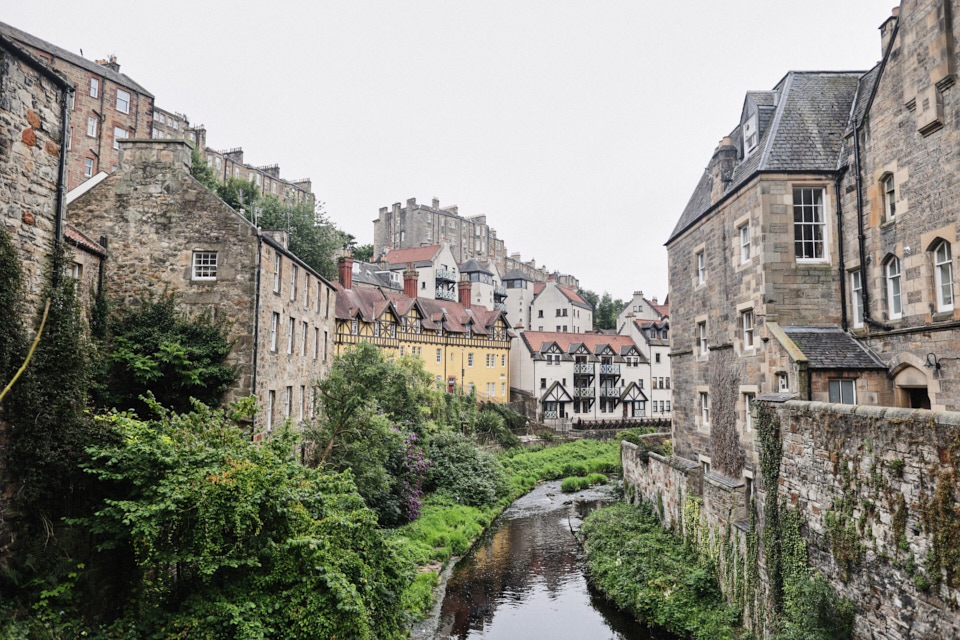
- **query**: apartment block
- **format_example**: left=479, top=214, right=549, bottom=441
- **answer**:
left=203, top=146, right=314, bottom=207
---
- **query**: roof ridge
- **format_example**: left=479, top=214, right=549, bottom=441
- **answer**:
left=758, top=71, right=794, bottom=172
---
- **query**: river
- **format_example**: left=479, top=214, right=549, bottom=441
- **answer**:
left=427, top=480, right=674, bottom=640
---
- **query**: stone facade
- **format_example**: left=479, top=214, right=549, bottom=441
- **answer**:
left=202, top=146, right=314, bottom=207
left=66, top=139, right=335, bottom=431
left=623, top=399, right=960, bottom=638
left=0, top=22, right=154, bottom=192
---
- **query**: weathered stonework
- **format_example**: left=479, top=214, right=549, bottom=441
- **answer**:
left=67, top=140, right=336, bottom=432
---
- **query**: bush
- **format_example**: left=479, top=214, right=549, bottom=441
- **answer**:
left=425, top=432, right=510, bottom=507
left=561, top=476, right=582, bottom=493
left=561, top=461, right=590, bottom=477
left=586, top=473, right=608, bottom=486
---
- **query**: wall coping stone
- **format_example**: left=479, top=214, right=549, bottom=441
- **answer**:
left=854, top=405, right=890, bottom=418
left=704, top=470, right=745, bottom=490
left=671, top=456, right=699, bottom=471
left=732, top=519, right=750, bottom=533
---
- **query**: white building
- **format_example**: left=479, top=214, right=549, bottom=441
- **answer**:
left=511, top=331, right=650, bottom=427
left=616, top=290, right=671, bottom=419
left=459, top=258, right=507, bottom=312
left=518, top=279, right=593, bottom=333
left=379, top=243, right=460, bottom=302
left=616, top=290, right=668, bottom=327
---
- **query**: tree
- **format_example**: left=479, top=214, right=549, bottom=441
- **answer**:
left=352, top=244, right=374, bottom=262
left=578, top=287, right=625, bottom=330
left=256, top=195, right=350, bottom=281
left=93, top=292, right=238, bottom=415
left=189, top=147, right=219, bottom=191
left=216, top=176, right=261, bottom=216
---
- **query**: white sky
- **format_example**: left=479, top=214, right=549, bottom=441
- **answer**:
left=5, top=1, right=896, bottom=300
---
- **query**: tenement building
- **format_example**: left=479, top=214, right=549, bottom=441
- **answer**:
left=67, top=140, right=336, bottom=433
left=333, top=256, right=513, bottom=403
left=0, top=22, right=154, bottom=191
left=202, top=147, right=314, bottom=207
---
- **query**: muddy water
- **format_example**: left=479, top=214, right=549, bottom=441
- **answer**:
left=432, top=480, right=674, bottom=640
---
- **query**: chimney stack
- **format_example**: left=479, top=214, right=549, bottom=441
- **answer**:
left=338, top=256, right=354, bottom=289
left=432, top=197, right=440, bottom=209
left=880, top=7, right=899, bottom=56
left=458, top=279, right=472, bottom=309
left=403, top=266, right=418, bottom=298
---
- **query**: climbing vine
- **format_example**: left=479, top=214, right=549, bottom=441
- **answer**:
left=755, top=400, right=784, bottom=612
left=710, top=349, right=744, bottom=477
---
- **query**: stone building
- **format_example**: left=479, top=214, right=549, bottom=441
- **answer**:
left=0, top=32, right=72, bottom=309
left=0, top=21, right=153, bottom=192
left=202, top=146, right=314, bottom=207
left=510, top=331, right=649, bottom=426
left=333, top=256, right=512, bottom=403
left=67, top=139, right=336, bottom=432
left=150, top=105, right=202, bottom=149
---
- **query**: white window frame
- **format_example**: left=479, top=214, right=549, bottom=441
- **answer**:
left=700, top=392, right=710, bottom=427
left=739, top=223, right=751, bottom=264
left=87, top=116, right=97, bottom=138
left=84, top=157, right=94, bottom=177
left=314, top=327, right=320, bottom=359
left=934, top=241, right=954, bottom=312
left=697, top=322, right=707, bottom=357
left=113, top=126, right=128, bottom=150
left=301, top=321, right=308, bottom=357
left=886, top=257, right=902, bottom=319
left=116, top=88, right=130, bottom=114
left=287, top=317, right=295, bottom=354
left=273, top=254, right=281, bottom=293
left=697, top=251, right=705, bottom=285
left=437, top=348, right=442, bottom=364
left=882, top=174, right=896, bottom=221
left=743, top=393, right=755, bottom=433
left=777, top=372, right=789, bottom=393
left=741, top=309, right=754, bottom=349
left=285, top=386, right=293, bottom=418
left=468, top=353, right=474, bottom=367
left=191, top=251, right=218, bottom=280
left=793, top=187, right=827, bottom=262
left=90, top=77, right=99, bottom=98
left=850, top=270, right=864, bottom=328
left=290, top=264, right=299, bottom=301
left=270, top=312, right=279, bottom=351
left=266, top=390, right=275, bottom=430
left=829, top=379, right=857, bottom=405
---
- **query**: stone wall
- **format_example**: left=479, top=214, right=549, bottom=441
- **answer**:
left=622, top=438, right=699, bottom=529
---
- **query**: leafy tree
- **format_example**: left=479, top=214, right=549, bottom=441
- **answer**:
left=93, top=292, right=238, bottom=415
left=353, top=243, right=374, bottom=262
left=256, top=196, right=349, bottom=281
left=76, top=398, right=410, bottom=639
left=189, top=146, right=219, bottom=191
left=216, top=176, right=261, bottom=216
left=578, top=288, right=625, bottom=330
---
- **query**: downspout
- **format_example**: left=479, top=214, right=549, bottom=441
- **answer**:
left=852, top=119, right=894, bottom=332
left=97, top=235, right=108, bottom=295
left=835, top=170, right=848, bottom=331
left=251, top=232, right=263, bottom=437
left=52, top=86, right=72, bottom=287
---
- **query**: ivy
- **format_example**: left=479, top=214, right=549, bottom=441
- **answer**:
left=756, top=401, right=784, bottom=612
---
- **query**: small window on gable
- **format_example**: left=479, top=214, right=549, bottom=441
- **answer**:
left=192, top=252, right=217, bottom=280
left=882, top=174, right=896, bottom=222
left=743, top=113, right=759, bottom=156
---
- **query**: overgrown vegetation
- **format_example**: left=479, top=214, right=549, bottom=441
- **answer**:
left=710, top=348, right=744, bottom=478
left=577, top=288, right=625, bottom=330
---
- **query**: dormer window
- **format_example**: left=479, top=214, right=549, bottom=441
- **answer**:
left=743, top=113, right=759, bottom=156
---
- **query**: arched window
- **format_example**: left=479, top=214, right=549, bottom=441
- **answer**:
left=934, top=240, right=954, bottom=312
left=885, top=257, right=902, bottom=319
left=881, top=174, right=896, bottom=221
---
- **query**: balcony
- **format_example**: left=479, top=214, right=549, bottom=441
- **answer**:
left=599, top=364, right=621, bottom=375
left=436, top=267, right=457, bottom=283
left=600, top=387, right=621, bottom=398
left=574, top=363, right=595, bottom=375
left=574, top=387, right=595, bottom=398
left=494, top=301, right=507, bottom=311
left=544, top=410, right=559, bottom=420
left=436, top=287, right=456, bottom=301
left=494, top=285, right=507, bottom=298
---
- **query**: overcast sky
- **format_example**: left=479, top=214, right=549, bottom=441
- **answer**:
left=6, top=1, right=896, bottom=300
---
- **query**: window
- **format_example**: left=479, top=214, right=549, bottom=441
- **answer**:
left=301, top=321, right=308, bottom=356
left=882, top=174, right=896, bottom=221
left=850, top=270, right=864, bottom=328
left=270, top=312, right=279, bottom=351
left=538, top=309, right=544, bottom=318
left=540, top=378, right=546, bottom=389
left=112, top=126, right=128, bottom=150
left=739, top=224, right=751, bottom=263
left=299, top=386, right=306, bottom=421
left=743, top=393, right=755, bottom=432
left=273, top=254, right=281, bottom=292
left=116, top=89, right=130, bottom=114
left=192, top=251, right=217, bottom=280
left=777, top=373, right=789, bottom=393
left=216, top=157, right=222, bottom=170
left=655, top=352, right=661, bottom=363
left=697, top=251, right=705, bottom=284
left=468, top=353, right=474, bottom=367
left=285, top=386, right=293, bottom=418
left=665, top=401, right=671, bottom=411
left=502, top=382, right=506, bottom=396
left=314, top=327, right=319, bottom=359
left=502, top=355, right=506, bottom=367
left=697, top=322, right=707, bottom=356
left=323, top=330, right=328, bottom=361
left=793, top=188, right=826, bottom=260
left=90, top=77, right=99, bottom=98
left=155, top=112, right=165, bottom=124
left=934, top=241, right=954, bottom=312
left=266, top=390, right=275, bottom=430
left=741, top=309, right=754, bottom=349
left=287, top=318, right=295, bottom=354
left=829, top=379, right=857, bottom=404
left=305, top=274, right=310, bottom=309
left=700, top=392, right=710, bottom=426
left=290, top=264, right=298, bottom=301
left=886, top=257, right=902, bottom=319
left=87, top=116, right=97, bottom=137
left=84, top=157, right=94, bottom=177
left=437, top=348, right=442, bottom=364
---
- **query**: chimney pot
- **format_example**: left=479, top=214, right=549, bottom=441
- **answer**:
left=403, top=267, right=418, bottom=298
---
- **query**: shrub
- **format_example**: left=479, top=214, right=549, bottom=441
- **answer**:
left=425, top=432, right=510, bottom=507
left=586, top=473, right=608, bottom=486
left=561, top=476, right=582, bottom=493
left=561, top=461, right=590, bottom=477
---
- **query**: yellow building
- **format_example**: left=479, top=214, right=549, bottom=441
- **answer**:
left=332, top=258, right=512, bottom=402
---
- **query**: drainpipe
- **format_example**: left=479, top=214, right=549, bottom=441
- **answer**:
left=835, top=170, right=848, bottom=331
left=52, top=86, right=72, bottom=287
left=251, top=232, right=263, bottom=437
left=852, top=119, right=893, bottom=332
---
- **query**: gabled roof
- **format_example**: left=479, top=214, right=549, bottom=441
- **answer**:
left=532, top=282, right=591, bottom=310
left=668, top=71, right=863, bottom=244
left=381, top=245, right=441, bottom=266
left=782, top=326, right=886, bottom=370
left=521, top=331, right=641, bottom=356
left=0, top=21, right=153, bottom=97
left=460, top=258, right=493, bottom=275
left=541, top=380, right=572, bottom=403
left=352, top=261, right=402, bottom=290
left=502, top=268, right=534, bottom=282
left=64, top=224, right=105, bottom=257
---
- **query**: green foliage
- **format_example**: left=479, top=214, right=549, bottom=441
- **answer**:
left=389, top=494, right=497, bottom=567
left=586, top=472, right=608, bottom=486
left=425, top=431, right=510, bottom=507
left=581, top=501, right=741, bottom=639
left=189, top=146, right=220, bottom=191
left=499, top=439, right=621, bottom=483
left=93, top=291, right=238, bottom=415
left=888, top=458, right=905, bottom=478
left=77, top=398, right=410, bottom=639
left=256, top=196, right=350, bottom=281
left=474, top=402, right=523, bottom=448
left=561, top=476, right=585, bottom=493
left=577, top=288, right=625, bottom=331
left=352, top=243, right=374, bottom=262
left=776, top=575, right=854, bottom=640
left=217, top=176, right=261, bottom=216
left=755, top=401, right=784, bottom=609
left=0, top=226, right=26, bottom=386
left=400, top=571, right=439, bottom=619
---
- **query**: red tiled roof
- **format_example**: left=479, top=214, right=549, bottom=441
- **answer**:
left=65, top=224, right=106, bottom=256
left=381, top=245, right=441, bottom=265
left=651, top=302, right=669, bottom=317
left=532, top=282, right=590, bottom=309
left=521, top=331, right=639, bottom=354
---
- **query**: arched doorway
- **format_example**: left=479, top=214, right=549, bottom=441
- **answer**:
left=894, top=365, right=931, bottom=409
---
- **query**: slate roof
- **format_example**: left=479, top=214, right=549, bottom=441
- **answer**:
left=668, top=71, right=863, bottom=244
left=502, top=268, right=534, bottom=282
left=352, top=261, right=401, bottom=290
left=381, top=244, right=441, bottom=266
left=782, top=326, right=887, bottom=370
left=460, top=259, right=492, bottom=275
left=0, top=21, right=154, bottom=97
left=636, top=320, right=669, bottom=346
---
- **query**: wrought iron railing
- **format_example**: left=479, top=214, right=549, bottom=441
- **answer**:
left=436, top=267, right=457, bottom=282
left=600, top=386, right=621, bottom=398
left=544, top=410, right=559, bottom=419
left=494, top=285, right=507, bottom=298
left=574, top=387, right=595, bottom=398
left=599, top=364, right=621, bottom=375
left=574, top=363, right=595, bottom=375
left=436, top=287, right=456, bottom=301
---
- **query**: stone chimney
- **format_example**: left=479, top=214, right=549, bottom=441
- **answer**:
left=97, top=54, right=120, bottom=72
left=406, top=197, right=417, bottom=209
left=432, top=197, right=440, bottom=209
left=392, top=202, right=401, bottom=217
left=880, top=7, right=899, bottom=56
left=651, top=296, right=658, bottom=305
left=710, top=136, right=738, bottom=202
left=338, top=256, right=354, bottom=289
left=117, top=139, right=192, bottom=175
left=458, top=279, right=472, bottom=309
left=403, top=266, right=418, bottom=298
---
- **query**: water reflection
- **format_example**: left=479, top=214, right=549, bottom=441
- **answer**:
left=435, top=481, right=672, bottom=640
